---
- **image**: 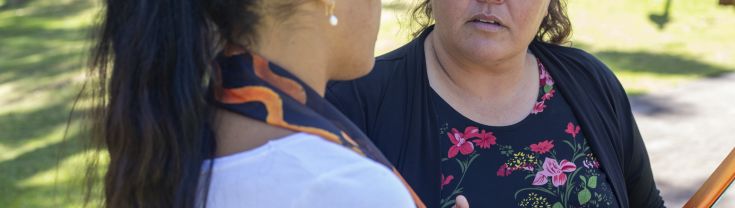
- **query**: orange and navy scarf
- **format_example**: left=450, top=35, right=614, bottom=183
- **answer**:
left=211, top=51, right=425, bottom=207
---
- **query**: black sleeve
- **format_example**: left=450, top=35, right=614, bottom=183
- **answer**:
left=616, top=90, right=665, bottom=208
left=625, top=117, right=665, bottom=208
left=589, top=51, right=666, bottom=208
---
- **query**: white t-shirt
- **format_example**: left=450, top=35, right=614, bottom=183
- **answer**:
left=199, top=133, right=415, bottom=208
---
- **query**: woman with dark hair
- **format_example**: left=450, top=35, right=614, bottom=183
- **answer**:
left=327, top=0, right=665, bottom=207
left=88, top=0, right=426, bottom=207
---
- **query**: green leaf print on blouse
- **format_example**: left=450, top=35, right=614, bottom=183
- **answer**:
left=437, top=60, right=616, bottom=208
left=497, top=122, right=612, bottom=208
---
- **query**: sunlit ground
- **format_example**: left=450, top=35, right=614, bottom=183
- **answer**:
left=0, top=0, right=733, bottom=206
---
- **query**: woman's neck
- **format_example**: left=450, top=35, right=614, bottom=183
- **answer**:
left=426, top=32, right=537, bottom=101
left=253, top=27, right=331, bottom=97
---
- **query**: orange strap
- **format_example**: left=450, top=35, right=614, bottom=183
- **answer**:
left=684, top=148, right=735, bottom=207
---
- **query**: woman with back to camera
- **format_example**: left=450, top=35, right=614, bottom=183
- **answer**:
left=88, top=0, right=431, bottom=207
left=327, top=0, right=665, bottom=207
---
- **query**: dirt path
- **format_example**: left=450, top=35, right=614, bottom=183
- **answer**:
left=631, top=73, right=735, bottom=207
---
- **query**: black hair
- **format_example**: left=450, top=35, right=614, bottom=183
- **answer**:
left=88, top=0, right=263, bottom=207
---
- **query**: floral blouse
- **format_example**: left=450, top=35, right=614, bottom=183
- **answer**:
left=433, top=60, right=620, bottom=208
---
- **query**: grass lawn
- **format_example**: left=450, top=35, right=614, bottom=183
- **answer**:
left=0, top=0, right=102, bottom=207
left=0, top=0, right=733, bottom=207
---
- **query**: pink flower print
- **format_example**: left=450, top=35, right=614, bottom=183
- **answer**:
left=541, top=89, right=556, bottom=101
left=498, top=164, right=535, bottom=176
left=522, top=164, right=535, bottom=171
left=565, top=122, right=581, bottom=138
left=497, top=164, right=512, bottom=177
left=544, top=75, right=555, bottom=86
left=447, top=127, right=477, bottom=158
left=531, top=101, right=547, bottom=114
left=539, top=64, right=555, bottom=86
left=441, top=174, right=454, bottom=190
left=532, top=158, right=577, bottom=187
left=530, top=140, right=554, bottom=154
left=472, top=130, right=497, bottom=149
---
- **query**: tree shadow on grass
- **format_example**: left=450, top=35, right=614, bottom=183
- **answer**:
left=0, top=0, right=103, bottom=206
left=570, top=42, right=735, bottom=116
left=0, top=130, right=91, bottom=207
left=0, top=0, right=95, bottom=84
left=0, top=47, right=87, bottom=85
left=572, top=41, right=734, bottom=77
left=0, top=0, right=91, bottom=16
left=649, top=0, right=673, bottom=30
left=0, top=90, right=93, bottom=206
left=593, top=50, right=733, bottom=77
left=0, top=0, right=31, bottom=11
left=0, top=85, right=85, bottom=146
left=0, top=55, right=92, bottom=207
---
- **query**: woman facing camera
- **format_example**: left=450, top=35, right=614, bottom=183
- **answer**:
left=89, top=0, right=425, bottom=207
left=327, top=0, right=664, bottom=207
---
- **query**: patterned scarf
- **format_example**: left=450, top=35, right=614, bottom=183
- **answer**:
left=211, top=50, right=425, bottom=207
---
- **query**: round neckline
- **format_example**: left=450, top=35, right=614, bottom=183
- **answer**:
left=427, top=60, right=553, bottom=132
left=428, top=87, right=543, bottom=132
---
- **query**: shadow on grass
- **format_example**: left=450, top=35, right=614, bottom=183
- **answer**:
left=0, top=0, right=31, bottom=10
left=0, top=0, right=91, bottom=16
left=0, top=83, right=98, bottom=207
left=0, top=0, right=98, bottom=206
left=571, top=42, right=735, bottom=114
left=593, top=50, right=733, bottom=77
left=0, top=92, right=85, bottom=147
left=0, top=48, right=87, bottom=86
left=0, top=0, right=95, bottom=84
left=572, top=42, right=734, bottom=77
left=0, top=131, right=89, bottom=207
left=648, top=0, right=673, bottom=30
left=0, top=84, right=93, bottom=206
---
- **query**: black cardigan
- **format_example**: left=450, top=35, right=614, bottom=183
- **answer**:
left=326, top=27, right=664, bottom=208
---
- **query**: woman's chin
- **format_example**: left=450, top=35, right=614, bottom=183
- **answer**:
left=460, top=44, right=512, bottom=62
left=454, top=34, right=510, bottom=54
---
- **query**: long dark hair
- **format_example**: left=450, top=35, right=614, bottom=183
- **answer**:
left=88, top=0, right=261, bottom=207
left=411, top=0, right=572, bottom=44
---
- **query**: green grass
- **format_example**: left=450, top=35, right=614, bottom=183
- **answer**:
left=568, top=0, right=735, bottom=94
left=0, top=0, right=733, bottom=207
left=0, top=0, right=101, bottom=207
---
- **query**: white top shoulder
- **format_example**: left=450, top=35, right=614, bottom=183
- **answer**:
left=200, top=133, right=415, bottom=208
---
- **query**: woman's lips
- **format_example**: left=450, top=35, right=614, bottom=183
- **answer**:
left=468, top=14, right=506, bottom=33
left=468, top=20, right=505, bottom=33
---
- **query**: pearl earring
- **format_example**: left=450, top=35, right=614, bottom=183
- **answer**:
left=330, top=14, right=339, bottom=26
left=326, top=0, right=338, bottom=26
